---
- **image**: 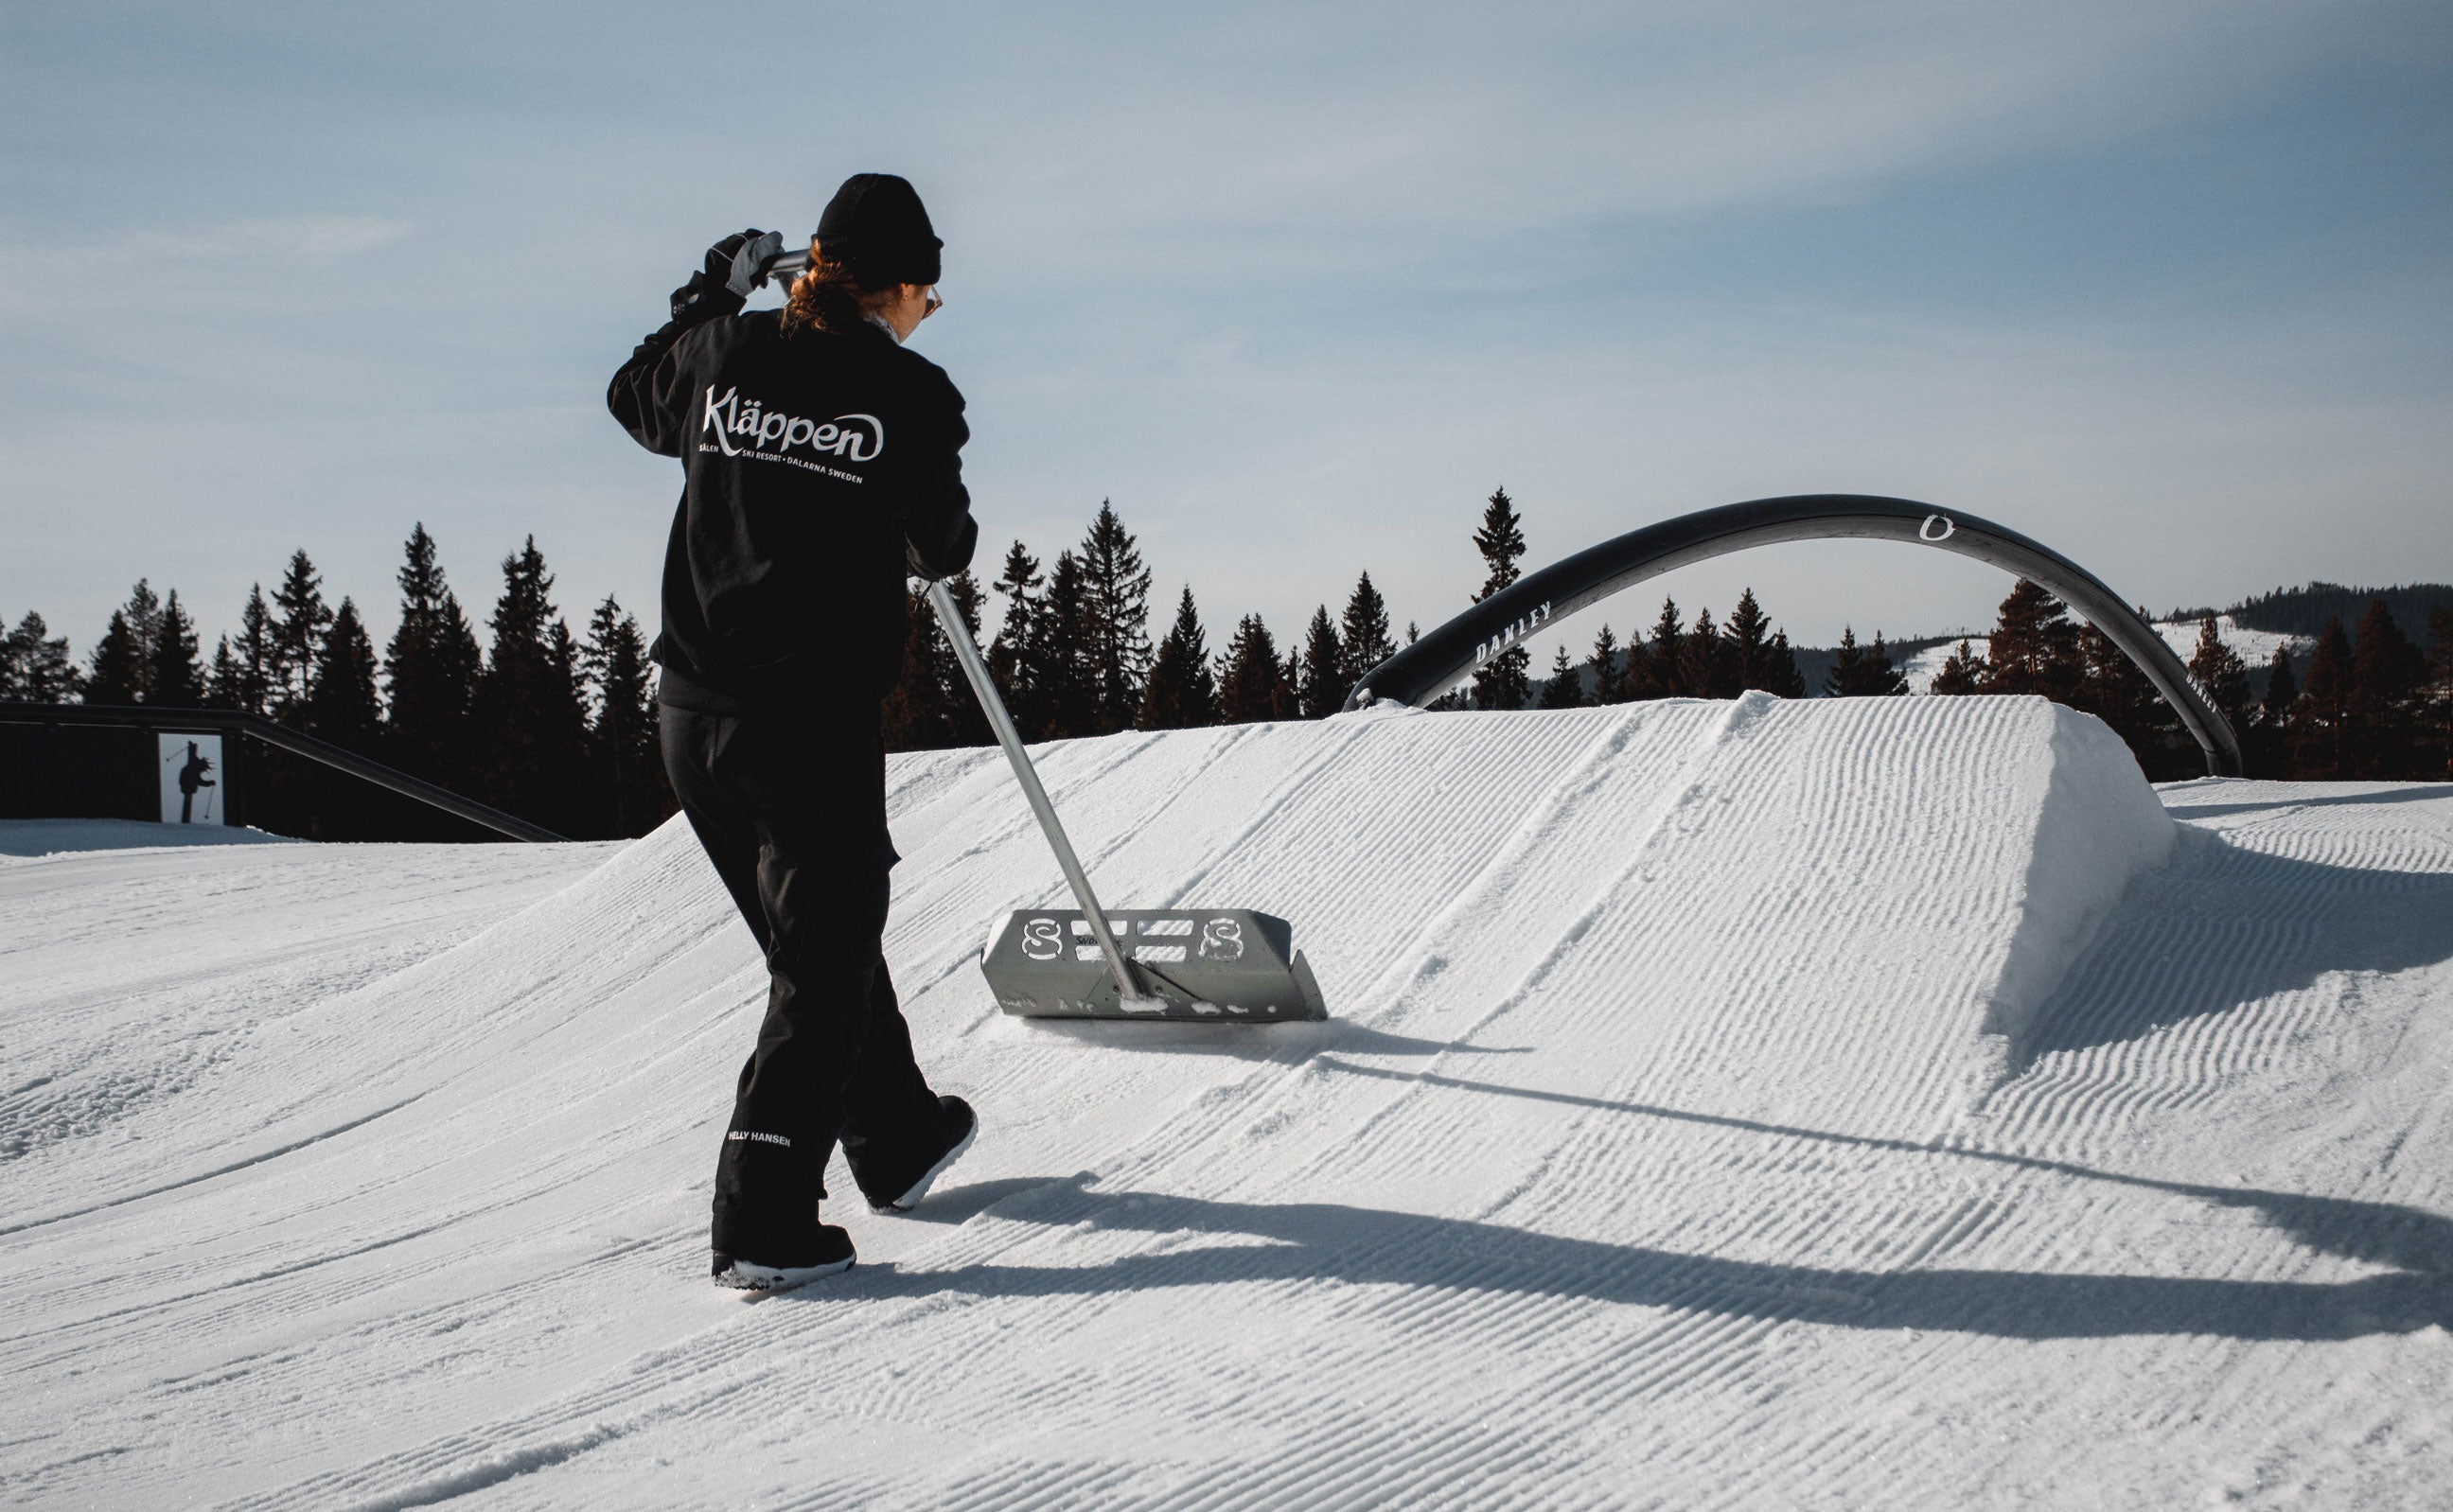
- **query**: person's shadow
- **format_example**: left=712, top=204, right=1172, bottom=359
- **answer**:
left=809, top=1159, right=2449, bottom=1342
left=807, top=785, right=2453, bottom=1343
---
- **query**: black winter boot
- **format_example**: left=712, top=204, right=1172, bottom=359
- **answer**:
left=857, top=1096, right=978, bottom=1214
left=711, top=1221, right=856, bottom=1292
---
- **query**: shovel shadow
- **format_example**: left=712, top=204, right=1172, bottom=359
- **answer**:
left=1009, top=1016, right=1531, bottom=1061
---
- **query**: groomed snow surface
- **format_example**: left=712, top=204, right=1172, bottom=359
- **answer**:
left=4, top=695, right=2448, bottom=1509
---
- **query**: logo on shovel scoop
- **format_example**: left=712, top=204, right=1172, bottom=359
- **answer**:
left=1020, top=918, right=1064, bottom=960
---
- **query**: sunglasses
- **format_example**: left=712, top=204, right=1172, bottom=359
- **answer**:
left=922, top=287, right=944, bottom=319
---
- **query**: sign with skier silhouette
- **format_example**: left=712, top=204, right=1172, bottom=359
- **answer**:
left=158, top=733, right=223, bottom=825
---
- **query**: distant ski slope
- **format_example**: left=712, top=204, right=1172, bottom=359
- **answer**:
left=2, top=697, right=2446, bottom=1509
left=1897, top=616, right=2308, bottom=694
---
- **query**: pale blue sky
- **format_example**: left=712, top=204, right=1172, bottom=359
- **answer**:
left=4, top=1, right=2447, bottom=672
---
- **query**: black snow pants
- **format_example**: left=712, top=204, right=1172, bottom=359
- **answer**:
left=659, top=697, right=942, bottom=1258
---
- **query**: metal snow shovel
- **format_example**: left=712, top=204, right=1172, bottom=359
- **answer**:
left=923, top=579, right=1327, bottom=1023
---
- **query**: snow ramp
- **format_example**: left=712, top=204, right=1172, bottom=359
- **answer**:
left=7, top=696, right=2451, bottom=1509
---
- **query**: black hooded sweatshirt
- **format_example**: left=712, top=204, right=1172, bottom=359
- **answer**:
left=608, top=305, right=979, bottom=712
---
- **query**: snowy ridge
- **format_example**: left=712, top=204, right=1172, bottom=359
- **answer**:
left=1897, top=615, right=2308, bottom=695
left=3, top=700, right=2449, bottom=1507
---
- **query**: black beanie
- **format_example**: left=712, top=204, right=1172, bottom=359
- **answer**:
left=814, top=173, right=943, bottom=287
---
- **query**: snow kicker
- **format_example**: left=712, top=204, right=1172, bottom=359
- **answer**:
left=6, top=695, right=2449, bottom=1508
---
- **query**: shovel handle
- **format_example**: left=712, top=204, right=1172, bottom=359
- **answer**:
left=757, top=245, right=811, bottom=286
left=925, top=578, right=1148, bottom=1003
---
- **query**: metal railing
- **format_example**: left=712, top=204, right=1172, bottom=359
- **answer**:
left=0, top=701, right=565, bottom=842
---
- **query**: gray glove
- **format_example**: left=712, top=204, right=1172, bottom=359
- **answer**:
left=906, top=542, right=942, bottom=582
left=727, top=231, right=786, bottom=297
left=669, top=229, right=764, bottom=324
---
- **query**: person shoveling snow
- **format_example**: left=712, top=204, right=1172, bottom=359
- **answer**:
left=608, top=173, right=979, bottom=1293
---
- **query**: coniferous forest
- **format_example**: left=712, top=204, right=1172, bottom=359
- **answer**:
left=6, top=487, right=2450, bottom=839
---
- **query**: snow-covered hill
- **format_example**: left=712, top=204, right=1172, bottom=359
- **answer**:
left=1898, top=636, right=1989, bottom=694
left=2153, top=614, right=2309, bottom=667
left=4, top=697, right=2447, bottom=1509
left=1897, top=616, right=2310, bottom=695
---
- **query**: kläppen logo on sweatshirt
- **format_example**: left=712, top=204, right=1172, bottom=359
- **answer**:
left=702, top=386, right=884, bottom=463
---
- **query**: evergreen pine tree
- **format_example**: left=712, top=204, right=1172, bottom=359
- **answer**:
left=2290, top=616, right=2354, bottom=778
left=2350, top=597, right=2426, bottom=778
left=1536, top=644, right=1585, bottom=709
left=937, top=570, right=992, bottom=747
left=308, top=598, right=384, bottom=752
left=1865, top=633, right=1908, bottom=695
left=1338, top=572, right=1397, bottom=694
left=268, top=553, right=330, bottom=717
left=1078, top=501, right=1153, bottom=734
left=883, top=587, right=962, bottom=752
left=1825, top=626, right=1865, bottom=696
left=1682, top=607, right=1732, bottom=698
left=1297, top=606, right=1348, bottom=717
left=581, top=595, right=670, bottom=835
left=1217, top=614, right=1294, bottom=724
left=2423, top=607, right=2453, bottom=778
left=2077, top=618, right=2177, bottom=774
left=87, top=580, right=163, bottom=705
left=1764, top=630, right=1808, bottom=697
left=5, top=616, right=23, bottom=699
left=986, top=541, right=1045, bottom=738
left=147, top=590, right=204, bottom=707
left=1828, top=627, right=1910, bottom=696
left=1930, top=640, right=1986, bottom=695
left=1138, top=587, right=1220, bottom=730
left=269, top=552, right=333, bottom=724
left=1723, top=589, right=1780, bottom=693
left=1468, top=486, right=1530, bottom=711
left=1978, top=580, right=2082, bottom=702
left=204, top=636, right=243, bottom=710
left=233, top=586, right=275, bottom=715
left=884, top=572, right=989, bottom=753
left=2262, top=645, right=2299, bottom=730
left=2250, top=644, right=2299, bottom=777
left=474, top=536, right=591, bottom=832
left=2185, top=615, right=2252, bottom=738
left=1035, top=551, right=1103, bottom=738
left=5, top=611, right=81, bottom=702
left=384, top=524, right=484, bottom=788
left=85, top=612, right=147, bottom=705
left=548, top=617, right=590, bottom=818
left=1638, top=598, right=1684, bottom=699
left=1585, top=624, right=1624, bottom=705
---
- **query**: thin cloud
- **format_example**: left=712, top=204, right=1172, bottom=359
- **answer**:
left=177, top=215, right=415, bottom=263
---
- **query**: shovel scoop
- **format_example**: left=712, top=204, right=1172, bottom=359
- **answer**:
left=981, top=908, right=1327, bottom=1020
left=922, top=578, right=1329, bottom=1024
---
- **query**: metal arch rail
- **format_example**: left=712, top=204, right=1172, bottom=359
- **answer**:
left=1341, top=494, right=2242, bottom=777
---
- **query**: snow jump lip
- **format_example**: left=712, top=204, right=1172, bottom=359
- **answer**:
left=1344, top=494, right=2243, bottom=777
